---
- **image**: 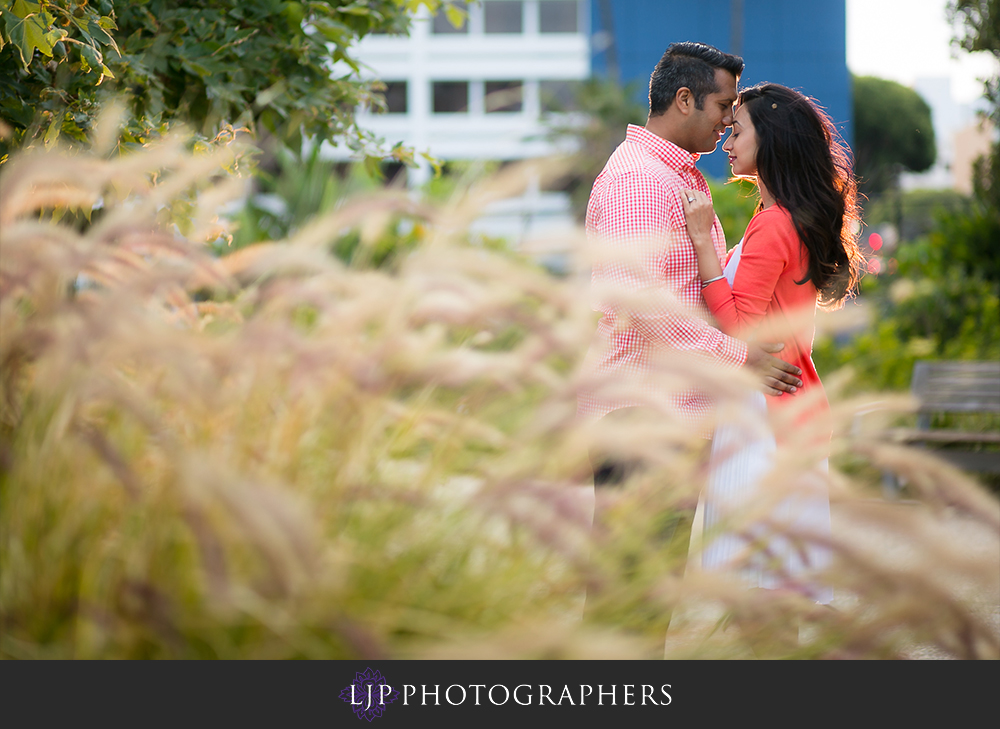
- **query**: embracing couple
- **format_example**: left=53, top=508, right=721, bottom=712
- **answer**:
left=579, top=42, right=864, bottom=607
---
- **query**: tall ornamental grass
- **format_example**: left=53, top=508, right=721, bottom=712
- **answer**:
left=1, top=137, right=997, bottom=659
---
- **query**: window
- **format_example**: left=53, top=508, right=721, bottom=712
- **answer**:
left=539, top=0, right=578, bottom=33
left=432, top=3, right=468, bottom=34
left=484, top=1, right=523, bottom=33
left=433, top=81, right=469, bottom=113
left=540, top=80, right=578, bottom=112
left=485, top=81, right=523, bottom=113
left=378, top=81, right=407, bottom=114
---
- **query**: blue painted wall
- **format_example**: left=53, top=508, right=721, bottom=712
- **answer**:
left=591, top=0, right=850, bottom=180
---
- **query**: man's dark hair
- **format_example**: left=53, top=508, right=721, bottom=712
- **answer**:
left=648, top=42, right=744, bottom=116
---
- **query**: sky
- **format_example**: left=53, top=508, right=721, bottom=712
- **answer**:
left=846, top=0, right=998, bottom=105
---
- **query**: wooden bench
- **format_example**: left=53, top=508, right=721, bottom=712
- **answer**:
left=881, top=360, right=1000, bottom=498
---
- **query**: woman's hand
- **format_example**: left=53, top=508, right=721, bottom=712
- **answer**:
left=681, top=188, right=726, bottom=290
left=681, top=189, right=715, bottom=248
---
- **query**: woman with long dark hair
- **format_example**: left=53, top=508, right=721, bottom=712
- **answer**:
left=682, top=82, right=864, bottom=604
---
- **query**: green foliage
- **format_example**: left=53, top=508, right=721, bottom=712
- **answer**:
left=949, top=0, right=1000, bottom=126
left=814, top=213, right=1000, bottom=392
left=817, top=272, right=999, bottom=392
left=820, top=3, right=1000, bottom=393
left=1, top=0, right=118, bottom=74
left=0, top=0, right=434, bottom=159
left=0, top=0, right=121, bottom=154
left=862, top=188, right=973, bottom=243
left=227, top=152, right=519, bottom=269
left=852, top=75, right=936, bottom=194
left=420, top=159, right=506, bottom=203
left=227, top=146, right=387, bottom=248
left=706, top=177, right=758, bottom=249
left=951, top=0, right=1000, bottom=53
left=932, top=203, right=1000, bottom=284
left=949, top=0, right=1000, bottom=240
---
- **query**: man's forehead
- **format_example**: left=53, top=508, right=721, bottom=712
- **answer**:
left=710, top=68, right=738, bottom=102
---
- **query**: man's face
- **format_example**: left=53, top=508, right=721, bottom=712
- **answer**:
left=685, top=68, right=738, bottom=154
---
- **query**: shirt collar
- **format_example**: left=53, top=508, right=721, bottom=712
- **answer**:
left=625, top=124, right=701, bottom=171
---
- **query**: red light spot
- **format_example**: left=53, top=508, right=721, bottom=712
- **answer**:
left=869, top=233, right=883, bottom=251
left=867, top=258, right=882, bottom=274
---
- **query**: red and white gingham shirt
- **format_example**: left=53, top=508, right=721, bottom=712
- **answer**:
left=578, top=125, right=748, bottom=425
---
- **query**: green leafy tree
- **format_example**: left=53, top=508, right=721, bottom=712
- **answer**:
left=852, top=75, right=936, bottom=195
left=0, top=0, right=122, bottom=152
left=943, top=0, right=1000, bottom=287
left=813, top=233, right=1000, bottom=392
left=950, top=0, right=999, bottom=117
left=949, top=0, right=1000, bottom=215
left=0, top=0, right=431, bottom=160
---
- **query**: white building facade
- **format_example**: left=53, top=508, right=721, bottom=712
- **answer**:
left=351, top=0, right=590, bottom=185
left=334, top=1, right=591, bottom=253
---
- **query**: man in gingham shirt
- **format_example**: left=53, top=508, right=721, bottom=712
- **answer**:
left=581, top=42, right=802, bottom=479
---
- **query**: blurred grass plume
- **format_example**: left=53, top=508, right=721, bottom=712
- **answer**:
left=0, top=136, right=997, bottom=660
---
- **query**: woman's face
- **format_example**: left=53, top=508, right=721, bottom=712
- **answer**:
left=722, top=104, right=758, bottom=177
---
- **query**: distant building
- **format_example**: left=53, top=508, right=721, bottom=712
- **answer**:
left=350, top=1, right=590, bottom=187
left=952, top=117, right=996, bottom=196
left=900, top=76, right=991, bottom=193
left=344, top=1, right=588, bottom=249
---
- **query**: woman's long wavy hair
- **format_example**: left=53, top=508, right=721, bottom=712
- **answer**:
left=737, top=83, right=864, bottom=308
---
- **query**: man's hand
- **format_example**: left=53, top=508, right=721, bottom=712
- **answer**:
left=745, top=342, right=803, bottom=396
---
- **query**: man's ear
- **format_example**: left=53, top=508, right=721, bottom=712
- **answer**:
left=674, top=87, right=694, bottom=116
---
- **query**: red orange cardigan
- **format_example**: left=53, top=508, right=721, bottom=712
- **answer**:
left=702, top=204, right=831, bottom=440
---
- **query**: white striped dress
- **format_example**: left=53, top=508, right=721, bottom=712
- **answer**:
left=701, top=240, right=834, bottom=605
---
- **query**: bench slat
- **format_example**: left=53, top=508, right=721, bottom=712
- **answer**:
left=912, top=360, right=1000, bottom=413
left=879, top=361, right=1000, bottom=498
left=925, top=451, right=1000, bottom=474
left=885, top=428, right=1000, bottom=445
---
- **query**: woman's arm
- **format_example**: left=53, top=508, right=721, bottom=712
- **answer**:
left=683, top=196, right=794, bottom=336
left=680, top=188, right=725, bottom=286
left=680, top=191, right=804, bottom=394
